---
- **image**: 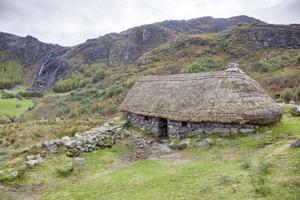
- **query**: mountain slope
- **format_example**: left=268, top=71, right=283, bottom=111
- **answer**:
left=0, top=15, right=263, bottom=89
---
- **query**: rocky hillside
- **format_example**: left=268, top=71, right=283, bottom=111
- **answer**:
left=0, top=15, right=299, bottom=92
left=0, top=15, right=263, bottom=89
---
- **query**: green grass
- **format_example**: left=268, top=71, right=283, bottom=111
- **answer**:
left=0, top=98, right=32, bottom=118
left=37, top=114, right=300, bottom=200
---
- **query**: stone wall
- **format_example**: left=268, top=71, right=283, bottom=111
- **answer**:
left=125, top=112, right=257, bottom=139
left=167, top=120, right=256, bottom=138
left=125, top=112, right=166, bottom=137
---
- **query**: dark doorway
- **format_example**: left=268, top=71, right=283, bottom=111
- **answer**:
left=157, top=118, right=168, bottom=137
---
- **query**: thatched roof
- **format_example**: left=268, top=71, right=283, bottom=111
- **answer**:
left=120, top=70, right=283, bottom=125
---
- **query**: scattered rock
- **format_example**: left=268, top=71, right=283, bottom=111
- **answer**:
left=177, top=139, right=191, bottom=150
left=195, top=138, right=212, bottom=147
left=291, top=106, right=300, bottom=117
left=25, top=160, right=39, bottom=168
left=43, top=140, right=58, bottom=153
left=290, top=137, right=300, bottom=148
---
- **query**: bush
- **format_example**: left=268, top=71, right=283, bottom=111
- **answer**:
left=251, top=62, right=270, bottom=73
left=1, top=92, right=15, bottom=99
left=53, top=73, right=91, bottom=93
left=280, top=88, right=295, bottom=103
left=103, top=84, right=123, bottom=98
left=18, top=90, right=43, bottom=98
left=92, top=69, right=106, bottom=83
left=0, top=60, right=23, bottom=89
left=183, top=59, right=217, bottom=73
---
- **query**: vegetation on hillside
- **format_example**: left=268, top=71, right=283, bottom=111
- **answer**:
left=0, top=59, right=23, bottom=89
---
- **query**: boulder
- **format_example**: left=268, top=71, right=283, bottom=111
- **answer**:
left=291, top=106, right=300, bottom=117
left=25, top=159, right=39, bottom=168
left=61, top=136, right=71, bottom=145
left=195, top=138, right=212, bottom=147
left=65, top=140, right=76, bottom=149
left=290, top=137, right=300, bottom=148
left=48, top=144, right=58, bottom=153
left=177, top=139, right=191, bottom=150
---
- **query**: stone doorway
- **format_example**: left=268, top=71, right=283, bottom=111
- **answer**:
left=157, top=118, right=168, bottom=137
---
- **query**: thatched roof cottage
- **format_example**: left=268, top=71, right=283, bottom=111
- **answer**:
left=120, top=64, right=283, bottom=138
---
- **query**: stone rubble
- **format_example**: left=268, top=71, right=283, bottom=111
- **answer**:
left=41, top=118, right=127, bottom=156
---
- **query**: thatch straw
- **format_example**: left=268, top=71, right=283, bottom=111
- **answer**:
left=120, top=70, right=283, bottom=125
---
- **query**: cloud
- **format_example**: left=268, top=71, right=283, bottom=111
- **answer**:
left=0, top=0, right=299, bottom=46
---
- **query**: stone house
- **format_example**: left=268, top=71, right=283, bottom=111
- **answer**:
left=120, top=65, right=283, bottom=139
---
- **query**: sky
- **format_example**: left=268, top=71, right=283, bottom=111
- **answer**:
left=0, top=0, right=299, bottom=46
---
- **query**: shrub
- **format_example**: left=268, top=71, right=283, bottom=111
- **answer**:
left=0, top=60, right=23, bottom=89
left=1, top=92, right=15, bottom=99
left=92, top=69, right=106, bottom=83
left=280, top=88, right=295, bottom=103
left=18, top=90, right=43, bottom=98
left=251, top=62, right=270, bottom=73
left=183, top=58, right=217, bottom=73
left=103, top=84, right=123, bottom=98
left=53, top=73, right=91, bottom=93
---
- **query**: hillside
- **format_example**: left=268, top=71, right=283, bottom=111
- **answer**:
left=0, top=15, right=263, bottom=89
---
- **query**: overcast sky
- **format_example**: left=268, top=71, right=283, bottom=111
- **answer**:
left=0, top=0, right=299, bottom=46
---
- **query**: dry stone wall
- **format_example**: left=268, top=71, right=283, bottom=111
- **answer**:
left=125, top=112, right=257, bottom=139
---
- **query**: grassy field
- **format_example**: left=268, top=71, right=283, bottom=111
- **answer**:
left=0, top=98, right=32, bottom=118
left=38, top=115, right=300, bottom=200
left=0, top=111, right=298, bottom=200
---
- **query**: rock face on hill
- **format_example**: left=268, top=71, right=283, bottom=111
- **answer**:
left=0, top=15, right=300, bottom=90
left=0, top=32, right=70, bottom=88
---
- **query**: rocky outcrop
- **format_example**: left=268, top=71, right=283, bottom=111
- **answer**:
left=2, top=15, right=300, bottom=90
left=0, top=32, right=70, bottom=88
left=225, top=24, right=300, bottom=50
